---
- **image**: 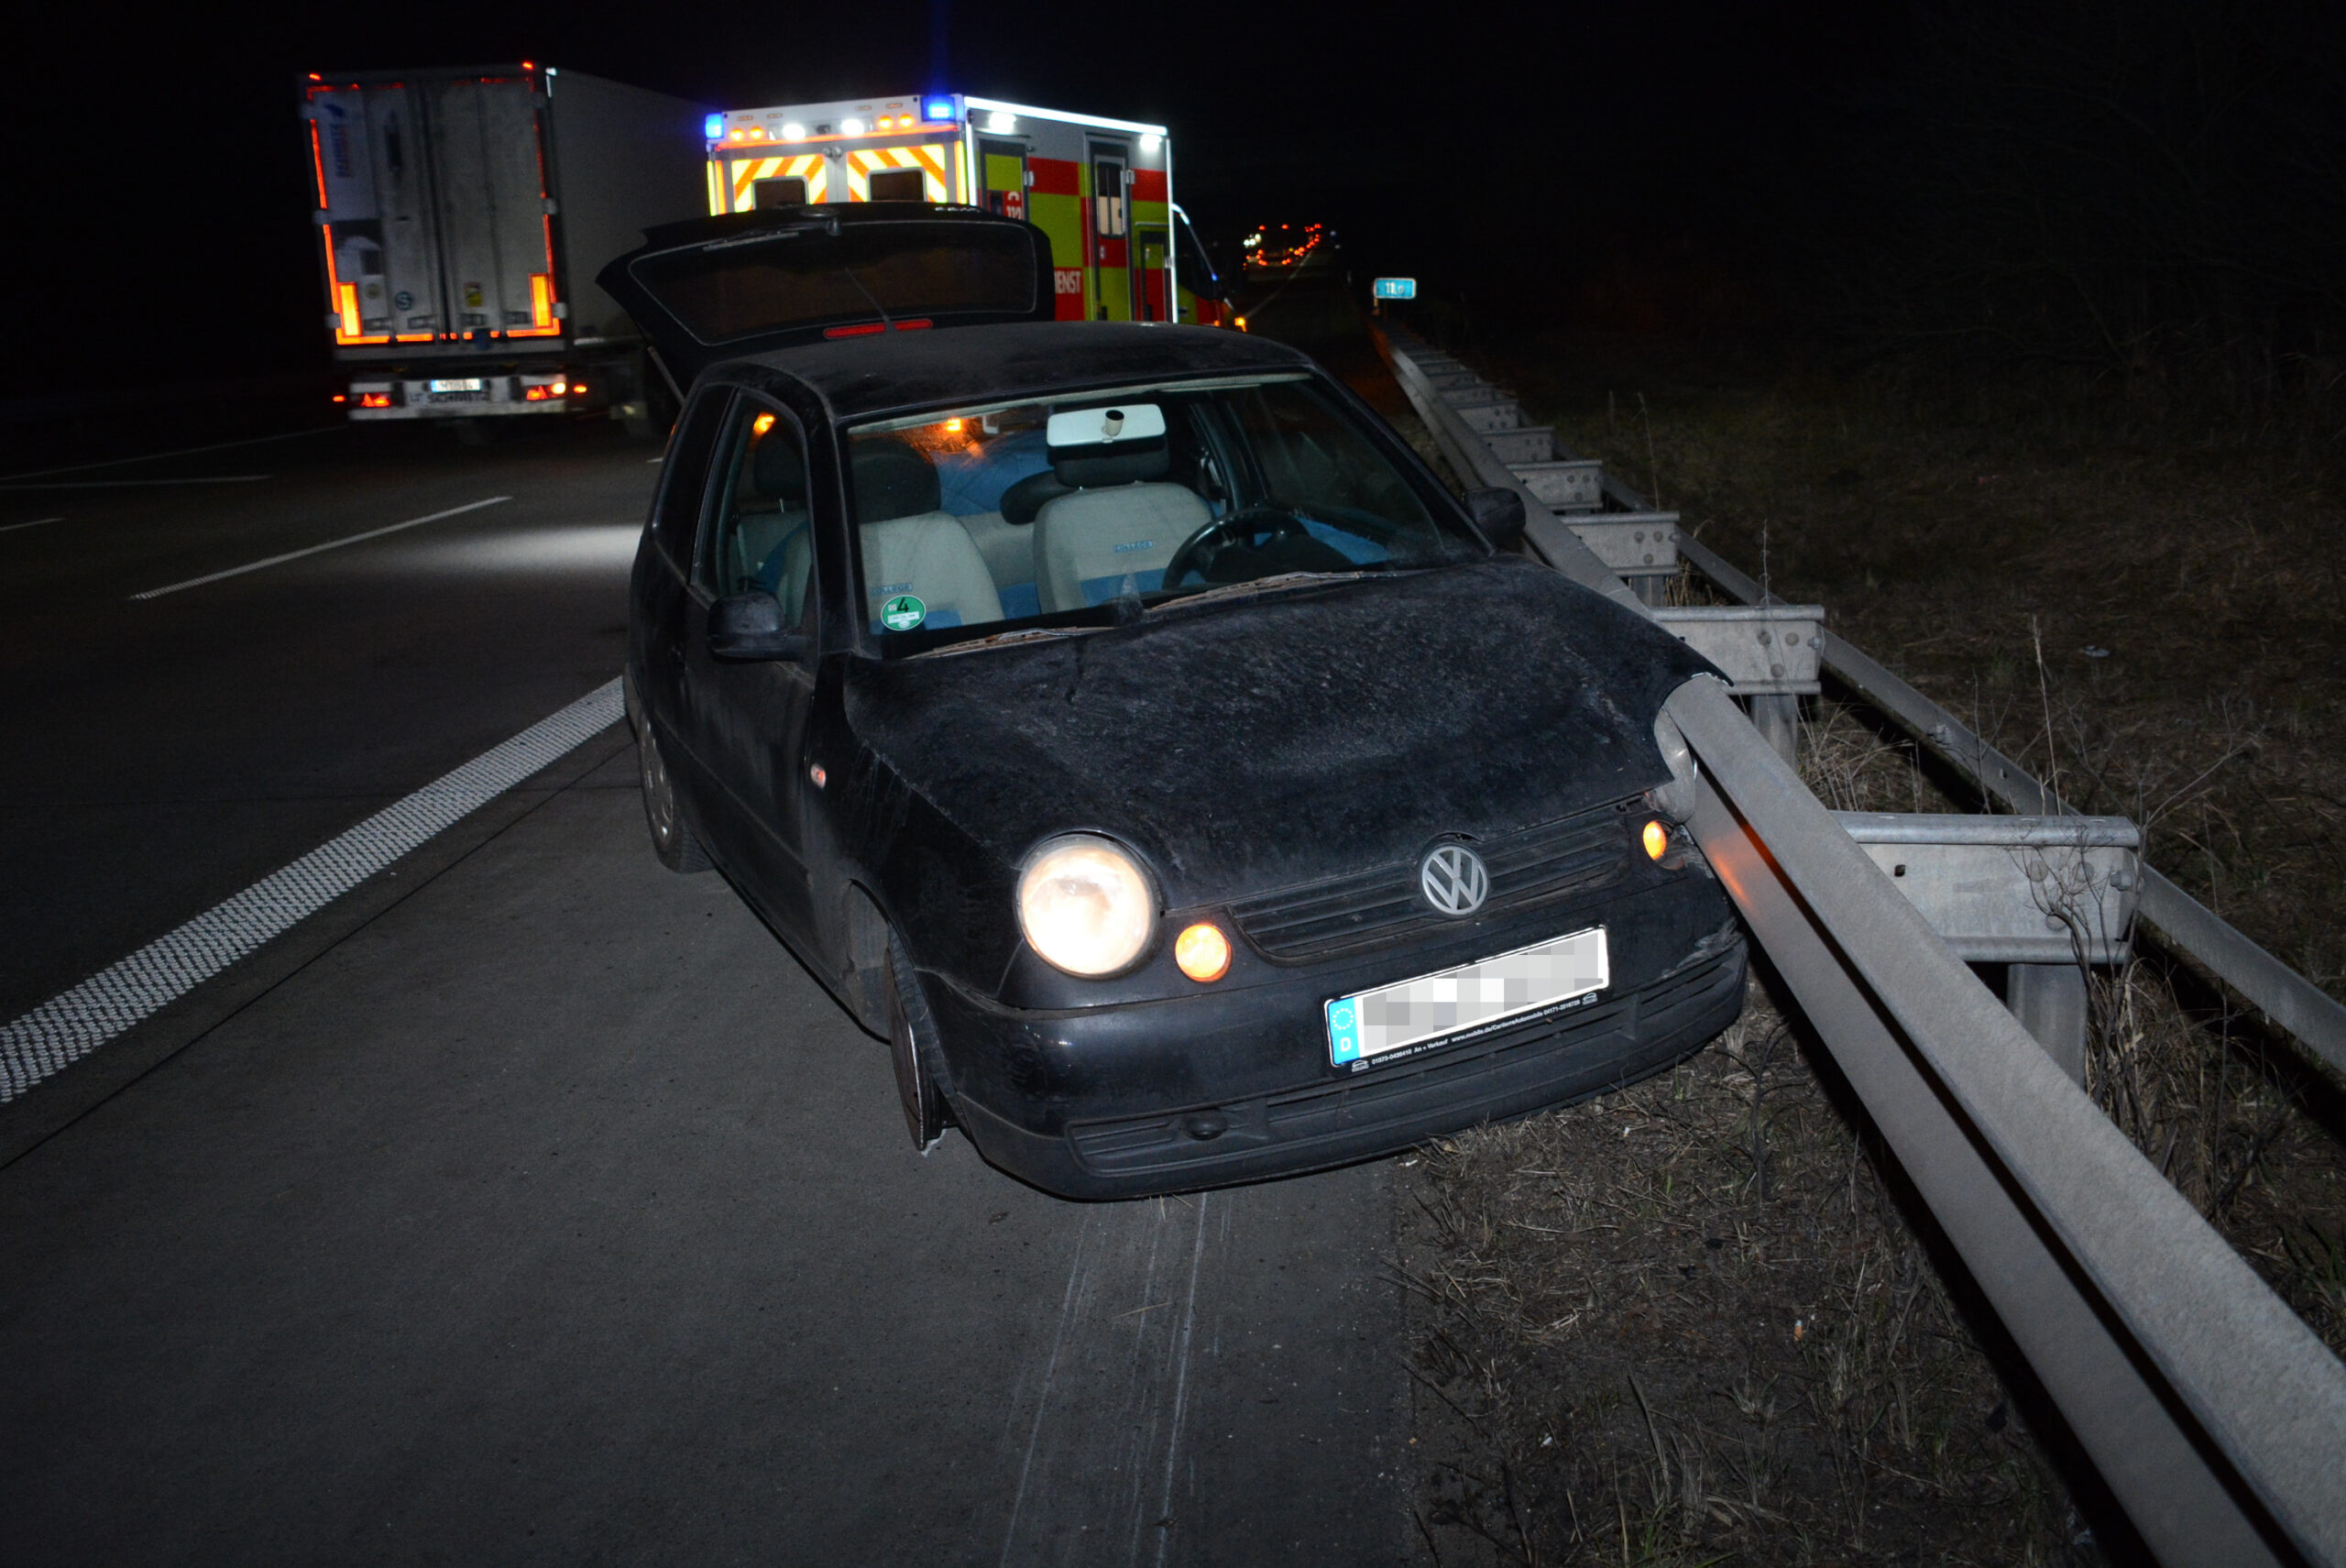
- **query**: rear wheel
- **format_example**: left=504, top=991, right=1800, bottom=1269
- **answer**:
left=634, top=699, right=710, bottom=873
left=884, top=930, right=954, bottom=1151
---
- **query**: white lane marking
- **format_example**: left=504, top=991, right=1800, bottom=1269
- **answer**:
left=1, top=517, right=63, bottom=533
left=1151, top=1190, right=1211, bottom=1568
left=130, top=496, right=510, bottom=599
left=0, top=425, right=337, bottom=484
left=0, top=678, right=623, bottom=1103
left=0, top=476, right=272, bottom=491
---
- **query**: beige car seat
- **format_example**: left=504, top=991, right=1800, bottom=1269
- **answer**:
left=1032, top=484, right=1212, bottom=612
left=854, top=437, right=1003, bottom=630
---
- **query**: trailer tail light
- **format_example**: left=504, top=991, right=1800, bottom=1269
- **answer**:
left=521, top=379, right=568, bottom=402
left=332, top=393, right=346, bottom=403
left=530, top=274, right=554, bottom=329
left=356, top=392, right=393, bottom=409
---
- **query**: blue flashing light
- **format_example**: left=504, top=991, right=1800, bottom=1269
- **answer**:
left=922, top=96, right=954, bottom=122
left=704, top=113, right=724, bottom=140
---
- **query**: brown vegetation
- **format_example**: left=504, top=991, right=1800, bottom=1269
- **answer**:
left=1384, top=334, right=2346, bottom=1563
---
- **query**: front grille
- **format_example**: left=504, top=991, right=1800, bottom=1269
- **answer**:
left=1064, top=934, right=1748, bottom=1178
left=1227, top=804, right=1632, bottom=962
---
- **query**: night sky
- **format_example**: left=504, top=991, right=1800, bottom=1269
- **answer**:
left=3, top=0, right=1883, bottom=397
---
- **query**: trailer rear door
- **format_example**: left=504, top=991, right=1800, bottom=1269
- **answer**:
left=307, top=81, right=450, bottom=343
left=427, top=76, right=562, bottom=337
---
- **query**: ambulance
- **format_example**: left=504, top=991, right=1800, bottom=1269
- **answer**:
left=702, top=93, right=1229, bottom=327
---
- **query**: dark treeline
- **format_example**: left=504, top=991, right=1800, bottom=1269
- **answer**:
left=1817, top=0, right=2346, bottom=416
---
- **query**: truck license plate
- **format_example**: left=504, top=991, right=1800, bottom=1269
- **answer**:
left=428, top=378, right=484, bottom=394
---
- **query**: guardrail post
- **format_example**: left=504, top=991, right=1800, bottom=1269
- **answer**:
left=2008, top=963, right=2088, bottom=1083
left=1749, top=694, right=1798, bottom=766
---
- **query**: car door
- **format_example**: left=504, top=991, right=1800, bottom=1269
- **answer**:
left=637, top=386, right=731, bottom=777
left=675, top=391, right=821, bottom=938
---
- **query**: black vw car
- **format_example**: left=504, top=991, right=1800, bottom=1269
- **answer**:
left=603, top=205, right=1745, bottom=1199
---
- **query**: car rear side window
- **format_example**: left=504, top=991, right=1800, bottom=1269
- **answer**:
left=700, top=399, right=816, bottom=627
left=651, top=389, right=729, bottom=570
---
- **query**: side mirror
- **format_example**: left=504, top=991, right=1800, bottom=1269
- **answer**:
left=1464, top=487, right=1528, bottom=551
left=708, top=591, right=809, bottom=662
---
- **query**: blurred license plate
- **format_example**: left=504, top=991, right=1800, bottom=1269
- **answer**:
left=428, top=378, right=484, bottom=393
left=1326, top=927, right=1608, bottom=1068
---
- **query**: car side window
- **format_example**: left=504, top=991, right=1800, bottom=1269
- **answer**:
left=700, top=398, right=816, bottom=626
left=651, top=389, right=729, bottom=570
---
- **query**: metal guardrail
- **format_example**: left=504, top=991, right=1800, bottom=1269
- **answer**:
left=1376, top=325, right=2346, bottom=1565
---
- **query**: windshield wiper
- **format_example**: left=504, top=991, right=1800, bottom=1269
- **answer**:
left=1149, top=570, right=1376, bottom=615
left=911, top=625, right=1103, bottom=659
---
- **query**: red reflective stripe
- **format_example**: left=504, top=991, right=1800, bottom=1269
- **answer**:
left=823, top=322, right=887, bottom=338
left=1131, top=169, right=1168, bottom=203
left=1027, top=157, right=1080, bottom=196
left=892, top=318, right=933, bottom=331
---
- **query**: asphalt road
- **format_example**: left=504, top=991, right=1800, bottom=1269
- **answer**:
left=0, top=417, right=1409, bottom=1564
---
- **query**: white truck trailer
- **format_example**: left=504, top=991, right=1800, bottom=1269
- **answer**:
left=301, top=64, right=707, bottom=432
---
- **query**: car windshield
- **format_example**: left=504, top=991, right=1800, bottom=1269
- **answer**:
left=842, top=374, right=1477, bottom=645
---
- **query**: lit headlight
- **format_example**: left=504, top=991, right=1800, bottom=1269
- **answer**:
left=1018, top=835, right=1156, bottom=976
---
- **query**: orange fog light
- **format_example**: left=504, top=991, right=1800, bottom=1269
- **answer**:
left=1642, top=819, right=1671, bottom=861
left=1175, top=922, right=1232, bottom=983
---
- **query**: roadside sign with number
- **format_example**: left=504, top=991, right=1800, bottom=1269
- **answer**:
left=1372, top=278, right=1417, bottom=300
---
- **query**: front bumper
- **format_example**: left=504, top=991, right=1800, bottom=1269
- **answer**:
left=927, top=878, right=1746, bottom=1199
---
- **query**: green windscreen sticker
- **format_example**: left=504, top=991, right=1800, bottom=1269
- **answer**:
left=880, top=594, right=926, bottom=631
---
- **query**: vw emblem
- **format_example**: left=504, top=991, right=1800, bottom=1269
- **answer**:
left=1419, top=844, right=1489, bottom=916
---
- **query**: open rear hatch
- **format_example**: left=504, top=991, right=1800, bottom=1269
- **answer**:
left=597, top=204, right=1056, bottom=383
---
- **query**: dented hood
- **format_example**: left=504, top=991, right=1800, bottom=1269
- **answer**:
left=842, top=557, right=1717, bottom=906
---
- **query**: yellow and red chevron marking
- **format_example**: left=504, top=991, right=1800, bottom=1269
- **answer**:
left=844, top=143, right=952, bottom=201
left=722, top=154, right=828, bottom=213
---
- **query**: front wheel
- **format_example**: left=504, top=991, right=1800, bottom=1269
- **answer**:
left=885, top=930, right=954, bottom=1151
left=634, top=700, right=710, bottom=874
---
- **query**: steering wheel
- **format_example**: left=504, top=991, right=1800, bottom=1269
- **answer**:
left=1161, top=506, right=1317, bottom=588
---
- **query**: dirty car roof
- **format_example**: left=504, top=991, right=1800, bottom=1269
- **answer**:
left=717, top=322, right=1316, bottom=422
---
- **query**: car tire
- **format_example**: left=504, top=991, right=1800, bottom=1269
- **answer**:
left=884, top=929, right=954, bottom=1152
left=634, top=702, right=711, bottom=874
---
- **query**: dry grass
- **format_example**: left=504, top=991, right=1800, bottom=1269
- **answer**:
left=1399, top=987, right=2086, bottom=1566
left=1389, top=334, right=2346, bottom=1562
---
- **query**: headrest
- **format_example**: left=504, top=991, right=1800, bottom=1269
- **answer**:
left=1048, top=400, right=1169, bottom=488
left=1000, top=469, right=1072, bottom=525
left=751, top=431, right=805, bottom=502
left=1052, top=445, right=1168, bottom=488
left=850, top=436, right=941, bottom=521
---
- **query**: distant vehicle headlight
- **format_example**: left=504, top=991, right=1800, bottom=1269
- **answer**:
left=1019, top=835, right=1157, bottom=977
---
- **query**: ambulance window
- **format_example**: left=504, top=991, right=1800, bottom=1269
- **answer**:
left=753, top=177, right=806, bottom=210
left=868, top=169, right=926, bottom=202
